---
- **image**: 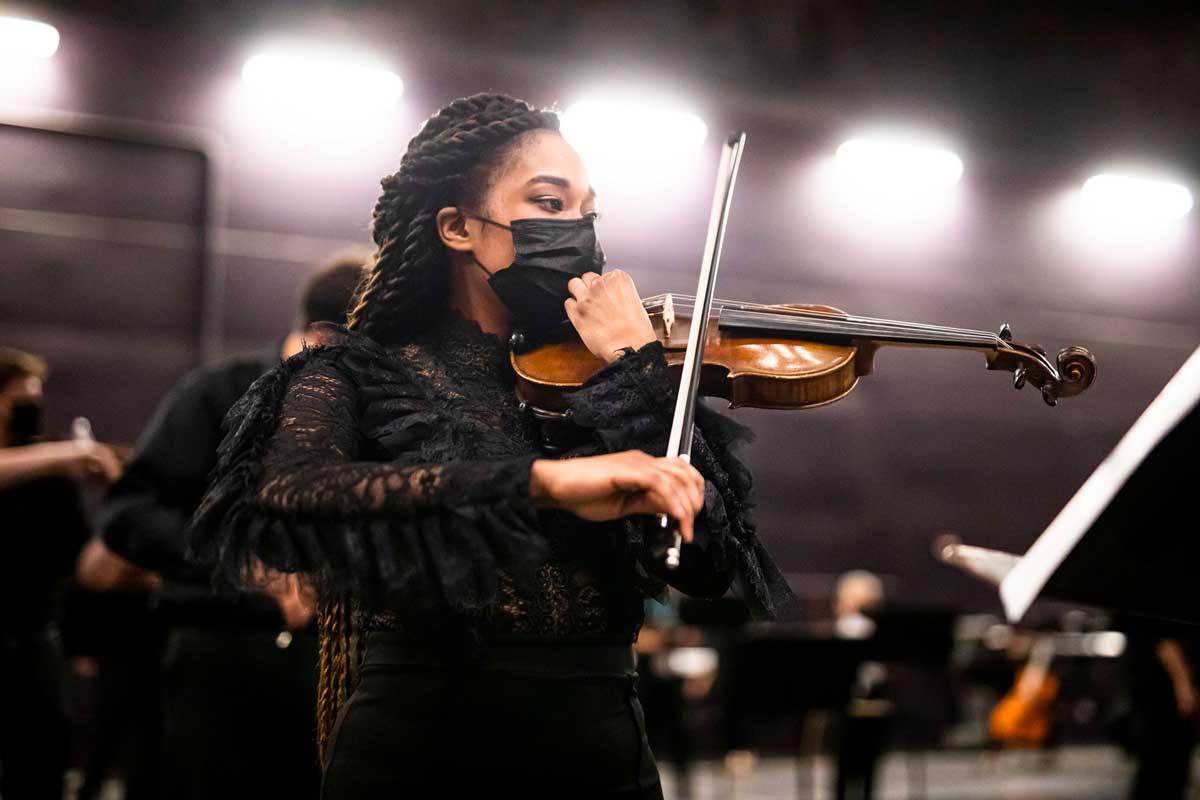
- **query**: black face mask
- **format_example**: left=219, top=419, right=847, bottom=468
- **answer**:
left=466, top=212, right=606, bottom=331
left=9, top=402, right=43, bottom=446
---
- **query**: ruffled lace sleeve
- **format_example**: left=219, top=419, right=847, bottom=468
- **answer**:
left=187, top=337, right=544, bottom=613
left=564, top=341, right=796, bottom=620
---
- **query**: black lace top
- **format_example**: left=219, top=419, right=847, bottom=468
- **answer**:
left=188, top=314, right=793, bottom=647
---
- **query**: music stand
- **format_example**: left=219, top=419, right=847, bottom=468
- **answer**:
left=940, top=345, right=1200, bottom=625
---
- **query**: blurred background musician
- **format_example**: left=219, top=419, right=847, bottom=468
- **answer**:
left=0, top=347, right=122, bottom=800
left=94, top=253, right=367, bottom=800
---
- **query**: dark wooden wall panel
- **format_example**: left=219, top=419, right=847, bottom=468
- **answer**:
left=0, top=123, right=208, bottom=444
left=0, top=124, right=205, bottom=223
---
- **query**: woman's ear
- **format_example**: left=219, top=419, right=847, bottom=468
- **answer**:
left=436, top=206, right=473, bottom=253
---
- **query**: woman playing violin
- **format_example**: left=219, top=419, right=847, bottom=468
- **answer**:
left=189, top=93, right=793, bottom=798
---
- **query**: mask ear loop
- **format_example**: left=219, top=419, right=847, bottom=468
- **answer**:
left=459, top=208, right=513, bottom=231
left=458, top=208, right=512, bottom=277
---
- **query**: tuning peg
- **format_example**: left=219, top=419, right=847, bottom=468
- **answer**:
left=998, top=323, right=1013, bottom=342
left=1041, top=384, right=1058, bottom=407
left=1013, top=366, right=1027, bottom=390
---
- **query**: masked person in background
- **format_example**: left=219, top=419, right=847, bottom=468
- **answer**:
left=188, top=93, right=795, bottom=799
left=95, top=254, right=368, bottom=800
left=0, top=347, right=121, bottom=800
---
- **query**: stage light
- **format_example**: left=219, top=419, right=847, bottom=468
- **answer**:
left=833, top=134, right=963, bottom=193
left=804, top=129, right=966, bottom=249
left=560, top=95, right=708, bottom=185
left=1079, top=172, right=1193, bottom=224
left=0, top=15, right=60, bottom=61
left=233, top=44, right=405, bottom=144
left=1040, top=167, right=1194, bottom=269
left=241, top=48, right=403, bottom=110
left=561, top=99, right=707, bottom=153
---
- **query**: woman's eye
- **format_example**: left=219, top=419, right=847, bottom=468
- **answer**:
left=535, top=197, right=564, bottom=212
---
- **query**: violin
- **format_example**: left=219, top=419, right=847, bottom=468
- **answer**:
left=511, top=293, right=1097, bottom=417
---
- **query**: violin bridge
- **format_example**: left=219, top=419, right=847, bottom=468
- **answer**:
left=662, top=293, right=675, bottom=339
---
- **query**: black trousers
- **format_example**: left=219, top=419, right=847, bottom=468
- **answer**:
left=1128, top=710, right=1195, bottom=799
left=161, top=625, right=320, bottom=800
left=0, top=629, right=70, bottom=800
left=322, top=636, right=663, bottom=799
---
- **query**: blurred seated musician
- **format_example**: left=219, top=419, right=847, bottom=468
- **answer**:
left=187, top=93, right=795, bottom=799
left=96, top=254, right=367, bottom=800
left=0, top=348, right=121, bottom=800
left=832, top=570, right=890, bottom=800
left=834, top=570, right=884, bottom=641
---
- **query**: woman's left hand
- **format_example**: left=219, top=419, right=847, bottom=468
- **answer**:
left=565, top=270, right=656, bottom=363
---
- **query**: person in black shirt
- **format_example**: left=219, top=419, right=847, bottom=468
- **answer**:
left=1125, top=625, right=1200, bottom=799
left=97, top=254, right=366, bottom=800
left=0, top=348, right=121, bottom=800
left=189, top=93, right=795, bottom=798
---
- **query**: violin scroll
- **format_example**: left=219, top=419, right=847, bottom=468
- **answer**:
left=1055, top=346, right=1098, bottom=398
left=986, top=326, right=1096, bottom=406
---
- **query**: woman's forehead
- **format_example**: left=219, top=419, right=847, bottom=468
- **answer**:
left=499, top=131, right=591, bottom=191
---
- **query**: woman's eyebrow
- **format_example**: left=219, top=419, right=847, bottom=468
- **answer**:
left=526, top=175, right=596, bottom=200
left=526, top=174, right=570, bottom=189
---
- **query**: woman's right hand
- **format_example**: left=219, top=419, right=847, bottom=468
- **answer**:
left=529, top=451, right=705, bottom=542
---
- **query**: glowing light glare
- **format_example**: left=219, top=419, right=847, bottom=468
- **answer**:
left=0, top=16, right=60, bottom=60
left=1079, top=173, right=1193, bottom=224
left=241, top=50, right=403, bottom=109
left=834, top=135, right=964, bottom=190
left=665, top=647, right=719, bottom=678
left=1083, top=631, right=1127, bottom=659
left=807, top=132, right=966, bottom=248
left=1044, top=170, right=1194, bottom=267
left=560, top=98, right=707, bottom=181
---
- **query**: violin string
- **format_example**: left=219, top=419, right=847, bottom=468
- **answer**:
left=667, top=309, right=994, bottom=347
left=719, top=304, right=998, bottom=345
left=731, top=313, right=993, bottom=346
left=651, top=304, right=990, bottom=347
left=651, top=294, right=1002, bottom=346
left=715, top=298, right=1001, bottom=342
left=651, top=294, right=994, bottom=339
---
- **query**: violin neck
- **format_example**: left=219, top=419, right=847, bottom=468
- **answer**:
left=718, top=307, right=1001, bottom=351
left=644, top=293, right=1003, bottom=352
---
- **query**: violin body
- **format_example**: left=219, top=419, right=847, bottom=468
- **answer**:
left=511, top=293, right=1096, bottom=416
left=514, top=300, right=869, bottom=413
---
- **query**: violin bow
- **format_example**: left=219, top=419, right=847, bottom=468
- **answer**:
left=659, top=131, right=747, bottom=569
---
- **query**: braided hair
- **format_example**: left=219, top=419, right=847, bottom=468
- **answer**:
left=346, top=93, right=560, bottom=343
left=317, top=94, right=558, bottom=764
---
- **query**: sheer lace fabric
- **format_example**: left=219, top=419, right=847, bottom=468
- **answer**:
left=188, top=314, right=793, bottom=646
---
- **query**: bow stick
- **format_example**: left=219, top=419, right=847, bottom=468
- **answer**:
left=658, top=131, right=747, bottom=569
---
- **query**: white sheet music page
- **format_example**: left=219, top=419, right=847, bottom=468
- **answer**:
left=999, top=345, right=1200, bottom=622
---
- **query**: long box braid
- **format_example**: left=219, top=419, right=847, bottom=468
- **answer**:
left=317, top=93, right=560, bottom=764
